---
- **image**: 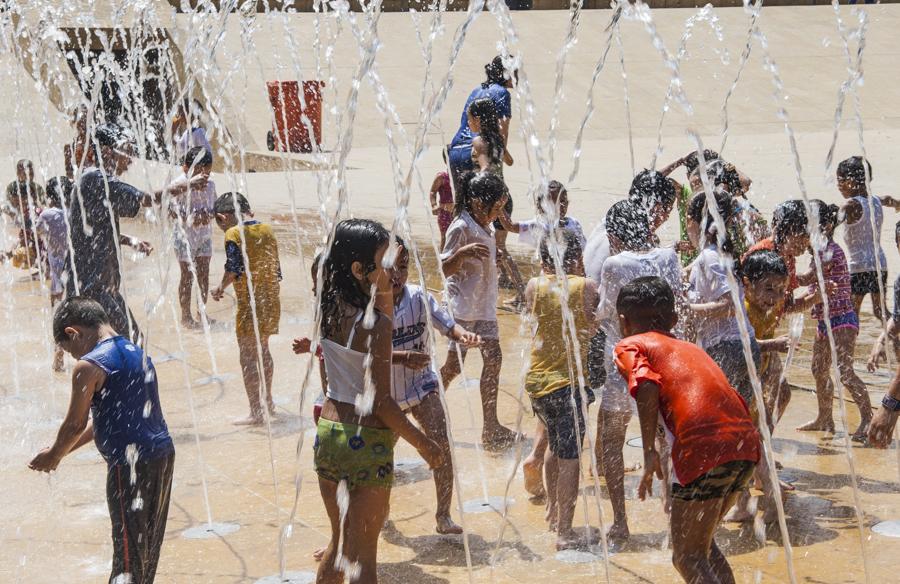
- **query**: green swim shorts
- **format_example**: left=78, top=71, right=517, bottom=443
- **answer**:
left=313, top=419, right=395, bottom=490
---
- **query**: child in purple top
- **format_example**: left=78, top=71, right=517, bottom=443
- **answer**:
left=798, top=200, right=872, bottom=439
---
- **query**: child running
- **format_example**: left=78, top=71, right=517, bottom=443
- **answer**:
left=429, top=170, right=455, bottom=251
left=35, top=176, right=73, bottom=371
left=30, top=298, right=175, bottom=584
left=837, top=156, right=900, bottom=324
left=524, top=231, right=598, bottom=550
left=314, top=219, right=442, bottom=583
left=614, top=276, right=759, bottom=584
left=389, top=236, right=480, bottom=534
left=596, top=199, right=683, bottom=542
left=799, top=200, right=872, bottom=439
left=211, top=192, right=282, bottom=425
left=440, top=171, right=519, bottom=450
left=172, top=146, right=216, bottom=328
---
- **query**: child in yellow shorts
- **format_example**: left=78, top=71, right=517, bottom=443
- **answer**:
left=211, top=192, right=281, bottom=425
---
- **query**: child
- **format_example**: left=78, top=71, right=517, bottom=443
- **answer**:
left=659, top=149, right=719, bottom=265
left=798, top=201, right=872, bottom=439
left=596, top=199, right=683, bottom=541
left=172, top=146, right=216, bottom=328
left=210, top=192, right=281, bottom=425
left=30, top=297, right=175, bottom=584
left=614, top=276, right=759, bottom=584
left=741, top=250, right=793, bottom=430
left=314, top=219, right=442, bottom=583
left=389, top=237, right=481, bottom=534
left=293, top=254, right=327, bottom=423
left=837, top=156, right=900, bottom=323
left=499, top=180, right=586, bottom=249
left=3, top=159, right=45, bottom=273
left=35, top=177, right=73, bottom=371
left=467, top=97, right=523, bottom=308
left=867, top=223, right=900, bottom=372
left=429, top=171, right=454, bottom=251
left=440, top=171, right=519, bottom=450
left=524, top=231, right=598, bottom=550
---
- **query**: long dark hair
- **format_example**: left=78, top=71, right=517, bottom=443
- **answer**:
left=454, top=171, right=507, bottom=218
left=483, top=55, right=507, bottom=87
left=320, top=219, right=390, bottom=339
left=468, top=98, right=504, bottom=166
left=688, top=189, right=741, bottom=264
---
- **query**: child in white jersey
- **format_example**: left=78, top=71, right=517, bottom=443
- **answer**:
left=595, top=199, right=683, bottom=542
left=499, top=180, right=586, bottom=249
left=390, top=237, right=480, bottom=534
left=440, top=171, right=519, bottom=450
left=837, top=156, right=900, bottom=324
left=172, top=147, right=216, bottom=327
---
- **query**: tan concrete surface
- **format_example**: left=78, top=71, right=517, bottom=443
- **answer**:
left=2, top=4, right=900, bottom=583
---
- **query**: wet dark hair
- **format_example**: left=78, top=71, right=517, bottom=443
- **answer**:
left=539, top=229, right=582, bottom=270
left=46, top=175, right=74, bottom=208
left=688, top=190, right=741, bottom=258
left=214, top=192, right=251, bottom=215
left=547, top=180, right=565, bottom=196
left=772, top=199, right=809, bottom=244
left=616, top=276, right=676, bottom=333
left=468, top=98, right=505, bottom=166
left=810, top=199, right=840, bottom=236
left=684, top=149, right=720, bottom=174
left=606, top=200, right=651, bottom=251
left=53, top=296, right=110, bottom=343
left=628, top=169, right=676, bottom=212
left=455, top=171, right=507, bottom=218
left=741, top=250, right=788, bottom=282
left=706, top=160, right=743, bottom=196
left=484, top=56, right=510, bottom=87
left=183, top=146, right=213, bottom=168
left=320, top=219, right=391, bottom=338
left=836, top=156, right=872, bottom=187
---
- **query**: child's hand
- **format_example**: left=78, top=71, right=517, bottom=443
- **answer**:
left=455, top=330, right=481, bottom=348
left=770, top=335, right=790, bottom=353
left=638, top=450, right=663, bottom=501
left=29, top=447, right=60, bottom=473
left=402, top=351, right=432, bottom=370
left=459, top=243, right=490, bottom=260
left=867, top=343, right=887, bottom=372
left=674, top=240, right=694, bottom=253
left=293, top=337, right=312, bottom=355
left=417, top=437, right=445, bottom=470
left=133, top=240, right=153, bottom=256
left=431, top=205, right=440, bottom=216
left=211, top=286, right=224, bottom=301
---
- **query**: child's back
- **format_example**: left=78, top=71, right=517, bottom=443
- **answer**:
left=615, top=331, right=759, bottom=485
left=82, top=335, right=174, bottom=465
left=811, top=239, right=853, bottom=320
left=442, top=210, right=497, bottom=321
left=224, top=220, right=281, bottom=336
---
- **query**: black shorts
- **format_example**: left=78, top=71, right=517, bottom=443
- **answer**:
left=107, top=451, right=175, bottom=583
left=492, top=195, right=514, bottom=231
left=531, top=386, right=594, bottom=459
left=850, top=270, right=888, bottom=295
left=587, top=329, right=607, bottom=388
left=672, top=459, right=755, bottom=502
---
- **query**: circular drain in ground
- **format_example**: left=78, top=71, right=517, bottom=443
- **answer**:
left=182, top=522, right=241, bottom=539
left=254, top=571, right=316, bottom=584
left=872, top=520, right=900, bottom=538
left=555, top=546, right=611, bottom=563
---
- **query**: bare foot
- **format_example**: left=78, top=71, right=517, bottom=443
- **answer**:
left=556, top=529, right=599, bottom=551
left=523, top=457, right=546, bottom=499
left=723, top=505, right=754, bottom=523
left=312, top=546, right=325, bottom=562
left=181, top=317, right=201, bottom=330
left=435, top=515, right=463, bottom=535
left=796, top=418, right=835, bottom=433
left=233, top=415, right=264, bottom=426
left=606, top=521, right=630, bottom=542
left=482, top=426, right=522, bottom=452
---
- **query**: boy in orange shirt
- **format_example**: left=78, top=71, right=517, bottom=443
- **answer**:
left=614, top=276, right=759, bottom=584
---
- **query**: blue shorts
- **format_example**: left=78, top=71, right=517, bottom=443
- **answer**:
left=816, top=311, right=859, bottom=339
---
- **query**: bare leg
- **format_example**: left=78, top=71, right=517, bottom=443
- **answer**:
left=600, top=408, right=631, bottom=541
left=523, top=420, right=548, bottom=499
left=51, top=292, right=64, bottom=371
left=555, top=457, right=584, bottom=550
left=479, top=340, right=516, bottom=449
left=316, top=478, right=344, bottom=584
left=177, top=261, right=197, bottom=326
left=834, top=327, right=873, bottom=439
left=235, top=336, right=264, bottom=425
left=871, top=290, right=885, bottom=323
left=260, top=335, right=275, bottom=413
left=343, top=486, right=392, bottom=582
left=195, top=255, right=211, bottom=308
left=798, top=335, right=835, bottom=432
left=851, top=294, right=864, bottom=320
left=440, top=348, right=463, bottom=389
left=671, top=495, right=731, bottom=584
left=410, top=392, right=461, bottom=534
left=495, top=230, right=524, bottom=305
left=544, top=447, right=559, bottom=531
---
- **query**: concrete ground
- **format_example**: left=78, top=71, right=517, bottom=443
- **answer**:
left=2, top=4, right=900, bottom=583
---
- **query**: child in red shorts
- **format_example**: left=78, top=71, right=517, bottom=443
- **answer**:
left=614, top=276, right=760, bottom=584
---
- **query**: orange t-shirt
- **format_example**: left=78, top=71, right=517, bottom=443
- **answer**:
left=614, top=331, right=760, bottom=485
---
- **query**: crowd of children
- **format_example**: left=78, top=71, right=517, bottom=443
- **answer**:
left=17, top=64, right=900, bottom=584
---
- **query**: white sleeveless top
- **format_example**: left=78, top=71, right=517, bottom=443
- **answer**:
left=843, top=195, right=887, bottom=274
left=320, top=313, right=369, bottom=406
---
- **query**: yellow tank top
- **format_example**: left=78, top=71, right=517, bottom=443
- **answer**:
left=525, top=275, right=591, bottom=398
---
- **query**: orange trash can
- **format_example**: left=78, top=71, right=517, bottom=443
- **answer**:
left=266, top=80, right=324, bottom=153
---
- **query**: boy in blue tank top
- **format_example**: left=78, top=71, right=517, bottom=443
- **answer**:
left=29, top=297, right=175, bottom=584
